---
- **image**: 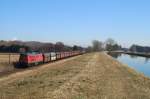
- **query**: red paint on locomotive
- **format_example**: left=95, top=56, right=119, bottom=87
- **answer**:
left=19, top=53, right=43, bottom=66
left=27, top=54, right=43, bottom=63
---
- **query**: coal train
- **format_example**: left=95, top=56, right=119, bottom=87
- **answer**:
left=18, top=51, right=84, bottom=67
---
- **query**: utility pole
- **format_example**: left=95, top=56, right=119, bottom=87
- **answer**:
left=9, top=53, right=11, bottom=64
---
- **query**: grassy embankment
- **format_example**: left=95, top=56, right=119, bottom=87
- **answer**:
left=0, top=52, right=150, bottom=99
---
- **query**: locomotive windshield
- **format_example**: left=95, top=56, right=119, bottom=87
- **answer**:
left=19, top=54, right=26, bottom=61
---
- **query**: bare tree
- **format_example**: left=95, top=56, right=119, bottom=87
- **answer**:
left=92, top=40, right=103, bottom=52
left=55, top=42, right=64, bottom=52
left=105, top=38, right=116, bottom=46
left=105, top=38, right=121, bottom=51
left=86, top=46, right=93, bottom=52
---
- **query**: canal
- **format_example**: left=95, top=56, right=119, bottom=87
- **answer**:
left=108, top=52, right=150, bottom=77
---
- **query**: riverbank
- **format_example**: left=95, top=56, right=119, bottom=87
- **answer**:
left=0, top=52, right=150, bottom=99
left=108, top=51, right=150, bottom=58
left=125, top=52, right=150, bottom=58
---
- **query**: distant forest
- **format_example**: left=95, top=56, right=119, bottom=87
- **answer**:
left=129, top=45, right=150, bottom=53
left=0, top=40, right=84, bottom=53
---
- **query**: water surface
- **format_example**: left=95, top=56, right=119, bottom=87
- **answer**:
left=108, top=52, right=150, bottom=77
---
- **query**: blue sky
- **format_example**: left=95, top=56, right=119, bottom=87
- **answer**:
left=0, top=0, right=150, bottom=47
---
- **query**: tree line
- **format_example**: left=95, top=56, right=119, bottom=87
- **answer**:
left=129, top=44, right=150, bottom=53
left=0, top=39, right=122, bottom=53
left=86, top=38, right=122, bottom=52
left=0, top=41, right=84, bottom=53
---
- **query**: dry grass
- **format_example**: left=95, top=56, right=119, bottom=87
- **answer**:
left=0, top=53, right=19, bottom=64
left=0, top=53, right=93, bottom=99
left=0, top=52, right=150, bottom=99
left=0, top=53, right=19, bottom=75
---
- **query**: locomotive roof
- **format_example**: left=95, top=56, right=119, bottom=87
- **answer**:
left=20, top=52, right=41, bottom=55
left=20, top=52, right=56, bottom=55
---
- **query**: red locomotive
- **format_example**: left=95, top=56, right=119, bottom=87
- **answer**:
left=19, top=51, right=83, bottom=67
left=19, top=52, right=43, bottom=66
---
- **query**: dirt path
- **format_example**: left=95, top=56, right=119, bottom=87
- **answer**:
left=0, top=53, right=150, bottom=99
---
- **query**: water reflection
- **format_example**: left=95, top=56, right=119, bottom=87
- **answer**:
left=108, top=52, right=150, bottom=77
left=145, top=58, right=150, bottom=63
left=107, top=52, right=121, bottom=58
left=108, top=52, right=149, bottom=63
left=129, top=55, right=138, bottom=59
